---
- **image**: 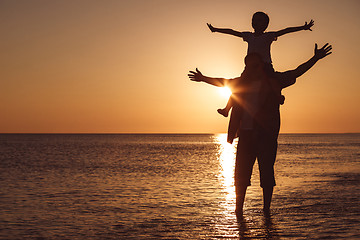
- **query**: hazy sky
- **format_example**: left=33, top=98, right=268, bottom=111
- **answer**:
left=1, top=0, right=360, bottom=133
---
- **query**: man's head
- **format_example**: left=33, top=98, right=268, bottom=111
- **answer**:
left=244, top=53, right=264, bottom=70
left=252, top=11, right=269, bottom=33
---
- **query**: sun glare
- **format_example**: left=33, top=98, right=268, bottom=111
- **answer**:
left=219, top=87, right=232, bottom=99
left=214, top=134, right=237, bottom=217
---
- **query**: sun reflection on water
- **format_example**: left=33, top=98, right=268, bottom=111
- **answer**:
left=213, top=134, right=240, bottom=236
left=214, top=134, right=237, bottom=211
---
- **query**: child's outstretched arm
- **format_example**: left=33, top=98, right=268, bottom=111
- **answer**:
left=207, top=23, right=244, bottom=38
left=274, top=19, right=314, bottom=37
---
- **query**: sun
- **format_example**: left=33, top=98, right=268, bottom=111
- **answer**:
left=219, top=86, right=232, bottom=98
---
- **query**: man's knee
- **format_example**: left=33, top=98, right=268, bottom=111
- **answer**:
left=260, top=173, right=276, bottom=188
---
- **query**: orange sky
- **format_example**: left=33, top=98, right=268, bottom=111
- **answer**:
left=1, top=0, right=360, bottom=133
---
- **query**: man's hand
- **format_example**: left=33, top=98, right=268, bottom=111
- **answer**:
left=314, top=43, right=332, bottom=60
left=188, top=68, right=204, bottom=82
left=207, top=23, right=215, bottom=32
left=303, top=19, right=314, bottom=31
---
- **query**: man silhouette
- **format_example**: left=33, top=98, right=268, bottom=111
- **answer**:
left=188, top=43, right=332, bottom=216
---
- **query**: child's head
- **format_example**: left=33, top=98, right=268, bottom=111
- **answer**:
left=252, top=11, right=269, bottom=32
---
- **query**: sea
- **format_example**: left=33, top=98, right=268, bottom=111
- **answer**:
left=0, top=133, right=359, bottom=239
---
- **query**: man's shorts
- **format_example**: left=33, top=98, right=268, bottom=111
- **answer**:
left=234, top=127, right=278, bottom=188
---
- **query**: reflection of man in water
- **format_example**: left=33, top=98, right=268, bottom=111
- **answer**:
left=188, top=43, right=332, bottom=216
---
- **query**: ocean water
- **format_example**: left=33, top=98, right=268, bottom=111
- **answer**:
left=0, top=133, right=359, bottom=239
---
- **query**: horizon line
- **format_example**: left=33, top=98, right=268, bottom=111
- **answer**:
left=1, top=132, right=359, bottom=135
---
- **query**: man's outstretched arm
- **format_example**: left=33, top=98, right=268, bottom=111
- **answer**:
left=188, top=68, right=228, bottom=87
left=288, top=43, right=332, bottom=79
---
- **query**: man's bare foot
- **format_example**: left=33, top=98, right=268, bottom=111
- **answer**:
left=217, top=108, right=228, bottom=117
left=263, top=207, right=271, bottom=217
left=235, top=208, right=243, bottom=218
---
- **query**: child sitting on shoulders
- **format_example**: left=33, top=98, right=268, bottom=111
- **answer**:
left=207, top=11, right=313, bottom=117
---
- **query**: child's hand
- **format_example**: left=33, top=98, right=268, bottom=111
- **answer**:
left=304, top=19, right=314, bottom=31
left=207, top=23, right=215, bottom=32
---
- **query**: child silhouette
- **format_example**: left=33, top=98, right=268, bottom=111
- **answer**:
left=208, top=12, right=314, bottom=117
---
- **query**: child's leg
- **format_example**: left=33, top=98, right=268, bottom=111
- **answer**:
left=218, top=96, right=234, bottom=117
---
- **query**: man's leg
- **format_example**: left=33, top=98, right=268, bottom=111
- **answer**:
left=257, top=130, right=278, bottom=214
left=263, top=186, right=274, bottom=214
left=235, top=185, right=247, bottom=215
left=234, top=130, right=256, bottom=215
